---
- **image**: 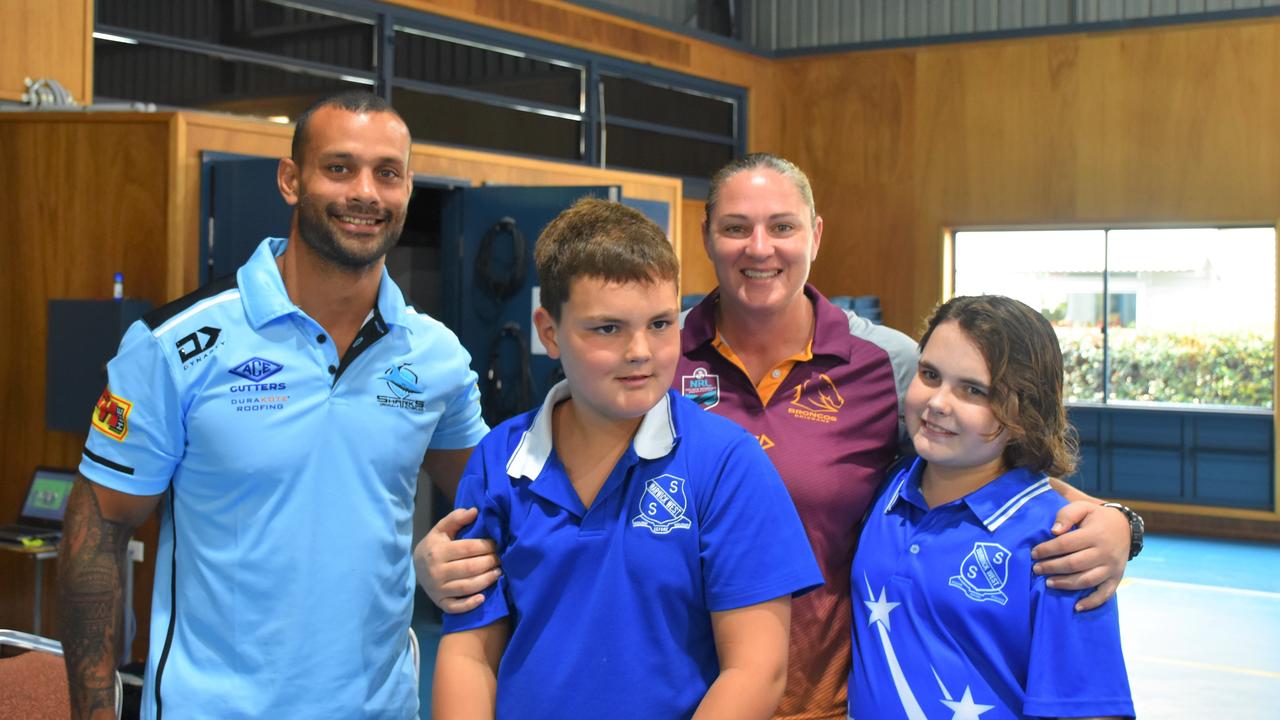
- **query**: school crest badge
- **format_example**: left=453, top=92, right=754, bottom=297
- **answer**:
left=948, top=541, right=1011, bottom=605
left=632, top=474, right=692, bottom=535
left=681, top=368, right=720, bottom=410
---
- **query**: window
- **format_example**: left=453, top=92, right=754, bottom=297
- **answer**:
left=92, top=0, right=746, bottom=193
left=598, top=74, right=738, bottom=188
left=97, top=0, right=375, bottom=71
left=94, top=0, right=376, bottom=118
left=953, top=227, right=1275, bottom=410
left=391, top=27, right=585, bottom=161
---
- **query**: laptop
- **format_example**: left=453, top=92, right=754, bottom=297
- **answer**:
left=0, top=467, right=76, bottom=544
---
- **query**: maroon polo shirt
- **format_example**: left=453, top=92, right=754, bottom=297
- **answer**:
left=677, top=285, right=907, bottom=720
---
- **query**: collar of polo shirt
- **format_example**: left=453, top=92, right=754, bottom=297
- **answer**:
left=504, top=380, right=678, bottom=482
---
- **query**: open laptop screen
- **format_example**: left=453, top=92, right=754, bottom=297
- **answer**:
left=21, top=468, right=76, bottom=524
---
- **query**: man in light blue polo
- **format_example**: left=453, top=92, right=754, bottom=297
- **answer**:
left=58, top=91, right=486, bottom=720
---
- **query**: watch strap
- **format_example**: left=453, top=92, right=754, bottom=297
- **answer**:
left=1102, top=502, right=1145, bottom=560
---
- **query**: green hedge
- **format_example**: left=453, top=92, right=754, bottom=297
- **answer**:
left=1055, top=328, right=1274, bottom=408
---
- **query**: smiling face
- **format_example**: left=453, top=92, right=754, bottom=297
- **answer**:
left=704, top=167, right=822, bottom=318
left=279, top=106, right=413, bottom=271
left=905, top=320, right=1009, bottom=477
left=535, top=276, right=680, bottom=429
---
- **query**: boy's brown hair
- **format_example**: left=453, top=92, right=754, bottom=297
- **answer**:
left=918, top=295, right=1079, bottom=478
left=534, top=197, right=679, bottom=320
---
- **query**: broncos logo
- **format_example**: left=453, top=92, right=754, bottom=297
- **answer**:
left=790, top=373, right=845, bottom=414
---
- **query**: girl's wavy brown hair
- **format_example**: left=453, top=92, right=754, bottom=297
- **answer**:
left=918, top=295, right=1078, bottom=477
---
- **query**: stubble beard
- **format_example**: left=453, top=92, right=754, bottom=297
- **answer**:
left=295, top=189, right=404, bottom=272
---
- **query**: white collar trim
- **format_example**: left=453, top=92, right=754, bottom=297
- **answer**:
left=504, top=380, right=677, bottom=481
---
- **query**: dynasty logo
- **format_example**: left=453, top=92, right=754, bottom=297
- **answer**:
left=176, top=326, right=223, bottom=368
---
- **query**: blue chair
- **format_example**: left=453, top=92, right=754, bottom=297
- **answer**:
left=681, top=294, right=707, bottom=312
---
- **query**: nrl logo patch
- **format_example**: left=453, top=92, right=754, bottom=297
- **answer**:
left=632, top=474, right=692, bottom=535
left=681, top=367, right=720, bottom=410
left=948, top=541, right=1011, bottom=606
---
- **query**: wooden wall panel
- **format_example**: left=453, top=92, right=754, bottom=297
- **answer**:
left=680, top=198, right=717, bottom=295
left=1071, top=22, right=1280, bottom=220
left=0, top=0, right=92, bottom=104
left=0, top=116, right=172, bottom=652
left=778, top=17, right=1280, bottom=340
left=774, top=50, right=919, bottom=332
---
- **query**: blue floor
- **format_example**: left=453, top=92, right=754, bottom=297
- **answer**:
left=412, top=534, right=1280, bottom=718
left=1119, top=534, right=1280, bottom=719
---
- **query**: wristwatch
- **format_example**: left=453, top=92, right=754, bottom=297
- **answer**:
left=1101, top=502, right=1145, bottom=560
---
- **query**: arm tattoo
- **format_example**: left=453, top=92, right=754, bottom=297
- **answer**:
left=58, top=480, right=134, bottom=718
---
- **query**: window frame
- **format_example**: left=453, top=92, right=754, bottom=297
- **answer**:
left=93, top=0, right=747, bottom=197
left=949, top=222, right=1278, bottom=416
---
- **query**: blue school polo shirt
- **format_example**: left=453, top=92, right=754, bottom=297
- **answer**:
left=849, top=458, right=1134, bottom=719
left=80, top=238, right=488, bottom=720
left=443, top=382, right=824, bottom=719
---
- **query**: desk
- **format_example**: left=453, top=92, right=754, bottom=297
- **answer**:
left=0, top=544, right=57, bottom=635
left=0, top=540, right=142, bottom=643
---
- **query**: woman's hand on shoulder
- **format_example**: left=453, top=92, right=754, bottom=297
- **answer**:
left=1030, top=500, right=1130, bottom=611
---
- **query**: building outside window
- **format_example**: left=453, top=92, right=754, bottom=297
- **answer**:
left=953, top=227, right=1275, bottom=410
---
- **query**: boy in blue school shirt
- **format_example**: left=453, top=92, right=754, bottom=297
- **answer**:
left=432, top=198, right=823, bottom=720
left=850, top=295, right=1134, bottom=719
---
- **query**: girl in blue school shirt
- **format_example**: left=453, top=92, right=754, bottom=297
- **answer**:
left=850, top=295, right=1135, bottom=719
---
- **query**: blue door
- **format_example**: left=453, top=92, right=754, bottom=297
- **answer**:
left=443, top=185, right=618, bottom=425
left=200, top=153, right=291, bottom=283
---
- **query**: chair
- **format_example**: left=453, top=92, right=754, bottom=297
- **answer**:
left=0, top=629, right=122, bottom=719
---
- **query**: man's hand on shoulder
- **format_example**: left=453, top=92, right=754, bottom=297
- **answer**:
left=414, top=507, right=502, bottom=613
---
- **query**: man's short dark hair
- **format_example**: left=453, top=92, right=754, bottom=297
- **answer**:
left=290, top=91, right=404, bottom=163
left=534, top=197, right=679, bottom=321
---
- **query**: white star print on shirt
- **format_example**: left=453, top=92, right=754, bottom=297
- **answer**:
left=940, top=686, right=995, bottom=720
left=864, top=586, right=902, bottom=630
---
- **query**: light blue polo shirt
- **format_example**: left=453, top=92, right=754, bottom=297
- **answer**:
left=80, top=238, right=488, bottom=720
left=443, top=382, right=824, bottom=719
left=849, top=458, right=1134, bottom=719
